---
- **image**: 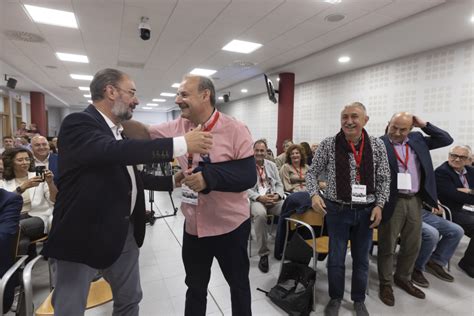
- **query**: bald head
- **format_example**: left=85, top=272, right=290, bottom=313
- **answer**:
left=387, top=112, right=414, bottom=143
left=31, top=135, right=50, bottom=160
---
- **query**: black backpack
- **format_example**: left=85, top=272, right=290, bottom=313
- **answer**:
left=264, top=262, right=315, bottom=316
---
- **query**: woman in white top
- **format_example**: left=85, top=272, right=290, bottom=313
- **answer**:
left=279, top=144, right=309, bottom=193
left=1, top=148, right=57, bottom=255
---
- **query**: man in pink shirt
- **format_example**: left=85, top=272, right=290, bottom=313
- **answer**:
left=149, top=74, right=256, bottom=316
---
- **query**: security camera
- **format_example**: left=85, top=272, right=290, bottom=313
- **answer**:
left=139, top=17, right=151, bottom=41
left=223, top=93, right=230, bottom=103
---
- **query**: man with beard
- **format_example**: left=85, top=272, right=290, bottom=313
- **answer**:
left=307, top=102, right=390, bottom=316
left=148, top=74, right=256, bottom=316
left=42, top=68, right=213, bottom=316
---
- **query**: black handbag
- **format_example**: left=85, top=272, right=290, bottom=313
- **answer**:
left=284, top=231, right=313, bottom=265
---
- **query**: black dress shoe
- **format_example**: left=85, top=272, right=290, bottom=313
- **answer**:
left=379, top=284, right=395, bottom=306
left=394, top=277, right=425, bottom=299
left=426, top=260, right=454, bottom=282
left=412, top=269, right=430, bottom=288
left=458, top=260, right=474, bottom=278
left=258, top=255, right=269, bottom=273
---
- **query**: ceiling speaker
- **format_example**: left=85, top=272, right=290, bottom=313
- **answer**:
left=6, top=78, right=17, bottom=89
left=223, top=94, right=230, bottom=103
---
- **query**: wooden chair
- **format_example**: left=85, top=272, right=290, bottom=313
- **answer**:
left=23, top=256, right=113, bottom=316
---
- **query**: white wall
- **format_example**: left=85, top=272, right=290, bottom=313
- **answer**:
left=220, top=40, right=474, bottom=168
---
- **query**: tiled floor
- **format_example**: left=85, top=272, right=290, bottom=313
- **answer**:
left=8, top=189, right=474, bottom=315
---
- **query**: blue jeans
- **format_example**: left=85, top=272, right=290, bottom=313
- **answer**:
left=325, top=200, right=372, bottom=302
left=415, top=210, right=464, bottom=270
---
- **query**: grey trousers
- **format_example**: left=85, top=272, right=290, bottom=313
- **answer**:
left=250, top=200, right=283, bottom=257
left=378, top=196, right=423, bottom=285
left=52, top=223, right=142, bottom=316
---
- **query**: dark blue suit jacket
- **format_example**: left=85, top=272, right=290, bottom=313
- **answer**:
left=42, top=105, right=174, bottom=269
left=435, top=162, right=474, bottom=214
left=380, top=123, right=453, bottom=223
left=0, top=189, right=22, bottom=312
left=48, top=152, right=59, bottom=184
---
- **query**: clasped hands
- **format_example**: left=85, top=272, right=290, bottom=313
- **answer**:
left=257, top=193, right=280, bottom=207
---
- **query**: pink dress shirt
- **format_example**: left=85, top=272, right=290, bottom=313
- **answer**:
left=149, top=111, right=254, bottom=237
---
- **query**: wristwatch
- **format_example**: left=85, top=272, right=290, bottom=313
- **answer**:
left=15, top=186, right=23, bottom=194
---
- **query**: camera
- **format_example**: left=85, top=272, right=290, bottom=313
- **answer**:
left=35, top=166, right=46, bottom=182
left=139, top=17, right=151, bottom=41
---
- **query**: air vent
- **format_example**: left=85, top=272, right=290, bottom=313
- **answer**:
left=45, top=65, right=58, bottom=69
left=232, top=60, right=256, bottom=68
left=117, top=60, right=145, bottom=69
left=59, top=86, right=78, bottom=91
left=324, top=14, right=345, bottom=22
left=4, top=30, right=45, bottom=43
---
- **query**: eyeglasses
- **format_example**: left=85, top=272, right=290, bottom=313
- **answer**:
left=449, top=153, right=468, bottom=161
left=114, top=86, right=137, bottom=98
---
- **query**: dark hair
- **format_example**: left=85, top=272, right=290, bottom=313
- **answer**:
left=3, top=136, right=13, bottom=141
left=2, top=148, right=35, bottom=180
left=300, top=142, right=311, bottom=157
left=285, top=144, right=306, bottom=167
left=253, top=139, right=268, bottom=149
left=90, top=68, right=126, bottom=101
left=184, top=74, right=216, bottom=106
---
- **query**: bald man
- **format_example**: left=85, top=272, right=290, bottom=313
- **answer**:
left=31, top=135, right=59, bottom=184
left=378, top=113, right=452, bottom=306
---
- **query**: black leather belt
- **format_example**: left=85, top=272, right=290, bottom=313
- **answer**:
left=329, top=200, right=374, bottom=210
left=397, top=193, right=417, bottom=199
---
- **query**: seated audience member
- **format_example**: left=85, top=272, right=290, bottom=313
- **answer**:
left=1, top=136, right=15, bottom=155
left=266, top=148, right=275, bottom=162
left=31, top=135, right=59, bottom=184
left=27, top=123, right=39, bottom=137
left=0, top=159, right=3, bottom=179
left=51, top=137, right=58, bottom=153
left=0, top=188, right=22, bottom=312
left=14, top=122, right=28, bottom=138
left=275, top=139, right=293, bottom=170
left=311, top=143, right=319, bottom=155
left=435, top=145, right=474, bottom=277
left=300, top=141, right=313, bottom=166
left=412, top=206, right=464, bottom=287
left=280, top=144, right=308, bottom=193
left=0, top=148, right=57, bottom=257
left=248, top=140, right=284, bottom=273
left=49, top=141, right=57, bottom=154
left=17, top=135, right=31, bottom=151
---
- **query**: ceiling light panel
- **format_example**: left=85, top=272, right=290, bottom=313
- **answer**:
left=70, top=74, right=93, bottom=81
left=160, top=92, right=176, bottom=97
left=83, top=94, right=91, bottom=98
left=24, top=5, right=78, bottom=28
left=146, top=103, right=158, bottom=107
left=338, top=56, right=351, bottom=63
left=78, top=86, right=90, bottom=91
left=222, top=40, right=263, bottom=54
left=56, top=52, right=89, bottom=63
left=152, top=99, right=166, bottom=102
left=171, top=83, right=181, bottom=88
left=190, top=68, right=217, bottom=76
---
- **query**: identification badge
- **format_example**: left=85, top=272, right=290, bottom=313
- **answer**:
left=258, top=186, right=268, bottom=196
left=352, top=184, right=367, bottom=203
left=397, top=173, right=412, bottom=190
left=181, top=184, right=199, bottom=205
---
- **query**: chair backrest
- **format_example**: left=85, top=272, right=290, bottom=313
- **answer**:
left=290, top=208, right=325, bottom=229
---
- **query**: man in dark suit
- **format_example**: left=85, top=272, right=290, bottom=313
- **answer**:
left=41, top=68, right=213, bottom=316
left=435, top=145, right=474, bottom=278
left=0, top=188, right=22, bottom=313
left=378, top=112, right=452, bottom=306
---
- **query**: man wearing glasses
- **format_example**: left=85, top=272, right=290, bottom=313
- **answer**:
left=42, top=68, right=213, bottom=315
left=436, top=145, right=474, bottom=278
